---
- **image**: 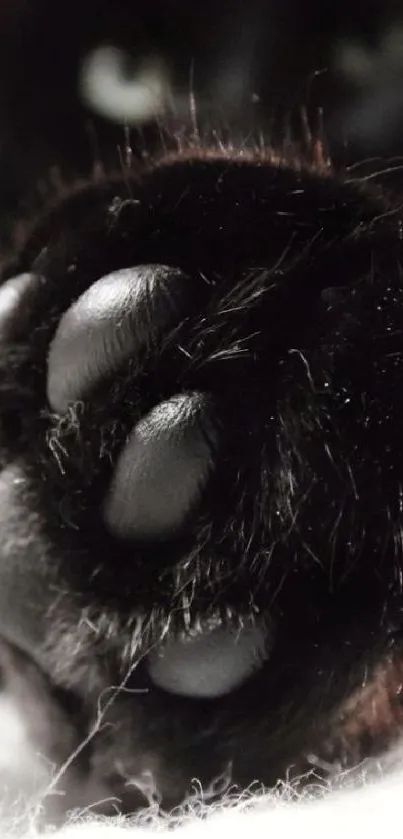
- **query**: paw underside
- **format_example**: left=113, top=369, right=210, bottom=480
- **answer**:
left=0, top=149, right=403, bottom=818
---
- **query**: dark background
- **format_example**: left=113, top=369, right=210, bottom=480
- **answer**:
left=1, top=0, right=403, bottom=218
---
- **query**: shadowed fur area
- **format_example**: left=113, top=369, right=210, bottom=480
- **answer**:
left=1, top=140, right=403, bottom=833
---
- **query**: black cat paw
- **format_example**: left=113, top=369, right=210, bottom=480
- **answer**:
left=0, top=148, right=402, bottom=817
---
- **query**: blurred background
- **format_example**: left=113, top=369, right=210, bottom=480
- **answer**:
left=1, top=0, right=403, bottom=222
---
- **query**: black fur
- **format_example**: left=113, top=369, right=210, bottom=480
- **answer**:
left=1, top=139, right=403, bottom=823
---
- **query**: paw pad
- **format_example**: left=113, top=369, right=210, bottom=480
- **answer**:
left=47, top=264, right=194, bottom=412
left=103, top=392, right=217, bottom=540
